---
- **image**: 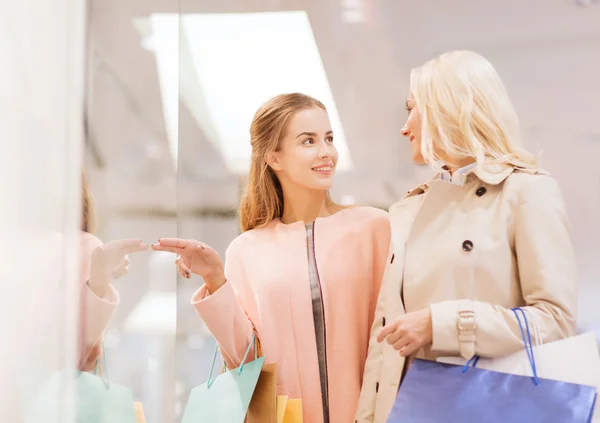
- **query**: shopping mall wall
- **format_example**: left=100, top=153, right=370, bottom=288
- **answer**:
left=0, top=0, right=86, bottom=421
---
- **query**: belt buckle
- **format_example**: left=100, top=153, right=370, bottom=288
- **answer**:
left=457, top=310, right=476, bottom=342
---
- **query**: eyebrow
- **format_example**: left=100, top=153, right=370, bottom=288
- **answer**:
left=296, top=130, right=333, bottom=139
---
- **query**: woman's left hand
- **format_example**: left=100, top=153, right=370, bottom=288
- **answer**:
left=377, top=308, right=433, bottom=357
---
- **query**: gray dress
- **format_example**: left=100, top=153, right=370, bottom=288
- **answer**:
left=305, top=222, right=330, bottom=423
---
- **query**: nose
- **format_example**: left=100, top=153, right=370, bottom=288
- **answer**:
left=401, top=124, right=410, bottom=137
left=318, top=140, right=332, bottom=158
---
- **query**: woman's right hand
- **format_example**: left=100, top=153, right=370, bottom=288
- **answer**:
left=152, top=238, right=226, bottom=293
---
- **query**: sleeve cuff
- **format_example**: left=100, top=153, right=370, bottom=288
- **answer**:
left=430, top=301, right=460, bottom=354
left=191, top=283, right=214, bottom=305
left=84, top=283, right=119, bottom=345
left=191, top=281, right=237, bottom=319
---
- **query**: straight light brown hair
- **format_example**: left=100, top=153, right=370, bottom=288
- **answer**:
left=81, top=171, right=96, bottom=233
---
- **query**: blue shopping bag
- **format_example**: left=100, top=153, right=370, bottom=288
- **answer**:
left=387, top=308, right=597, bottom=423
left=181, top=334, right=265, bottom=423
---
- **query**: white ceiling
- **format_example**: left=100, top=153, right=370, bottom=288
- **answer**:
left=86, top=0, right=600, bottom=241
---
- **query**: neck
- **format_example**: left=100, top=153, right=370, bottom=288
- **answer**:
left=280, top=185, right=331, bottom=225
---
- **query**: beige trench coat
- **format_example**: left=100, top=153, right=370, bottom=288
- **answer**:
left=354, top=163, right=577, bottom=422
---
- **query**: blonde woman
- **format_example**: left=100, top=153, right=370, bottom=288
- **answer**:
left=152, top=93, right=391, bottom=423
left=355, top=50, right=577, bottom=422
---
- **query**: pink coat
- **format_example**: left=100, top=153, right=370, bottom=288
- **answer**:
left=192, top=206, right=391, bottom=423
left=79, top=232, right=120, bottom=367
left=19, top=231, right=119, bottom=372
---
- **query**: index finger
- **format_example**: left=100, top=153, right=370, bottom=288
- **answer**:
left=151, top=244, right=184, bottom=255
left=157, top=238, right=192, bottom=248
left=115, top=239, right=147, bottom=249
left=120, top=244, right=149, bottom=255
left=377, top=324, right=395, bottom=343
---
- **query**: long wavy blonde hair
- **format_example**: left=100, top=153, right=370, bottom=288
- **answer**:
left=410, top=50, right=539, bottom=172
left=239, top=93, right=342, bottom=232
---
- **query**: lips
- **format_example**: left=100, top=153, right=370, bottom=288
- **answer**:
left=312, top=162, right=333, bottom=170
left=312, top=162, right=334, bottom=174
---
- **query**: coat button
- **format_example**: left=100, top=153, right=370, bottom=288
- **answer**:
left=382, top=317, right=386, bottom=327
left=476, top=187, right=487, bottom=197
left=390, top=254, right=395, bottom=264
left=376, top=382, right=380, bottom=393
left=462, top=240, right=474, bottom=251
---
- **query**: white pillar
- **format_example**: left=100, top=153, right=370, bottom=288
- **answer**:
left=0, top=0, right=86, bottom=421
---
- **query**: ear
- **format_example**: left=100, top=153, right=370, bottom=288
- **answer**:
left=265, top=151, right=283, bottom=171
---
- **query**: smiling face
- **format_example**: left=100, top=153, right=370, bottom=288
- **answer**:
left=267, top=106, right=338, bottom=191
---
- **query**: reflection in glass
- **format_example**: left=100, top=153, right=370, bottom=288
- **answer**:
left=82, top=0, right=180, bottom=422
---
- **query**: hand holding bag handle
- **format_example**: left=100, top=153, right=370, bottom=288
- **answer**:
left=181, top=333, right=265, bottom=423
left=389, top=305, right=597, bottom=423
left=220, top=334, right=263, bottom=374
left=208, top=334, right=259, bottom=388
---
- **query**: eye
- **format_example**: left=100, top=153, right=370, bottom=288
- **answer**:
left=326, top=136, right=334, bottom=143
left=303, top=138, right=314, bottom=145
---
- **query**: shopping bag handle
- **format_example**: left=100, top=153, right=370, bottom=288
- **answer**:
left=90, top=342, right=110, bottom=389
left=462, top=307, right=539, bottom=385
left=220, top=333, right=263, bottom=374
left=207, top=333, right=258, bottom=389
left=511, top=307, right=539, bottom=385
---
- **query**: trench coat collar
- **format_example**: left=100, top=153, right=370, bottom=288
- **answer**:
left=403, top=162, right=547, bottom=199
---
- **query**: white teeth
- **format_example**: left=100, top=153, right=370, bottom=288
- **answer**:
left=313, top=167, right=332, bottom=171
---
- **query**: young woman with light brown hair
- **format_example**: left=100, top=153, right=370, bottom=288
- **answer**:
left=78, top=171, right=147, bottom=371
left=152, top=93, right=392, bottom=423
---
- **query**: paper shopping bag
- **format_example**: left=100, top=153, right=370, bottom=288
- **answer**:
left=181, top=334, right=264, bottom=423
left=277, top=396, right=288, bottom=423
left=134, top=402, right=146, bottom=423
left=277, top=395, right=303, bottom=423
left=20, top=344, right=138, bottom=423
left=245, top=363, right=277, bottom=423
left=281, top=399, right=302, bottom=423
left=23, top=370, right=138, bottom=423
left=388, top=308, right=596, bottom=423
left=437, top=331, right=600, bottom=422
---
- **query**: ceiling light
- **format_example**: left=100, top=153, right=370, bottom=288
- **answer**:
left=135, top=12, right=353, bottom=175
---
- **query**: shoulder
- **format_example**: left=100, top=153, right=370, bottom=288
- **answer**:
left=333, top=206, right=391, bottom=242
left=225, top=222, right=277, bottom=256
left=504, top=168, right=553, bottom=187
left=397, top=173, right=440, bottom=203
left=337, top=205, right=390, bottom=228
left=503, top=169, right=564, bottom=205
left=342, top=205, right=389, bottom=220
